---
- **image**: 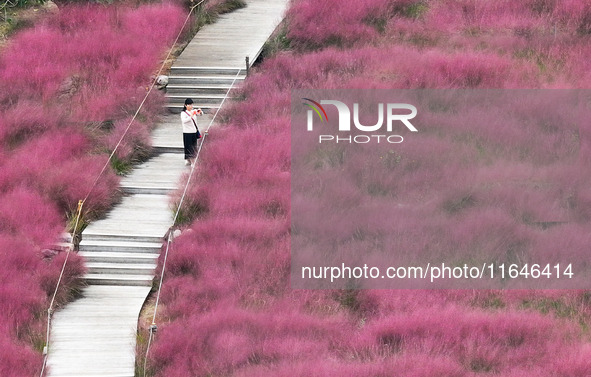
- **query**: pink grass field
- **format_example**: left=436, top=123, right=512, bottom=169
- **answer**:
left=0, top=3, right=185, bottom=375
left=150, top=0, right=591, bottom=376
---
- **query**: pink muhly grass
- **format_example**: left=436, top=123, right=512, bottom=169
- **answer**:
left=359, top=47, right=539, bottom=88
left=0, top=232, right=83, bottom=362
left=173, top=215, right=289, bottom=271
left=550, top=343, right=591, bottom=376
left=150, top=306, right=348, bottom=377
left=150, top=0, right=591, bottom=376
left=0, top=335, right=43, bottom=377
left=232, top=355, right=466, bottom=377
left=530, top=224, right=591, bottom=265
left=287, top=0, right=423, bottom=49
left=103, top=117, right=153, bottom=162
left=0, top=238, right=47, bottom=331
left=0, top=2, right=184, bottom=134
left=246, top=46, right=539, bottom=93
left=158, top=275, right=237, bottom=318
left=0, top=100, right=63, bottom=148
left=554, top=0, right=591, bottom=34
left=286, top=0, right=379, bottom=48
left=162, top=214, right=290, bottom=292
left=355, top=289, right=463, bottom=316
left=0, top=2, right=185, bottom=215
left=198, top=169, right=289, bottom=218
left=38, top=250, right=86, bottom=306
left=0, top=188, right=62, bottom=246
left=240, top=48, right=367, bottom=94
left=0, top=28, right=68, bottom=101
left=355, top=306, right=581, bottom=374
left=0, top=3, right=185, bottom=215
left=423, top=0, right=548, bottom=31
left=199, top=127, right=289, bottom=182
left=0, top=139, right=120, bottom=215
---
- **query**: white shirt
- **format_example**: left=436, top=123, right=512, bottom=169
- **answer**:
left=181, top=110, right=199, bottom=133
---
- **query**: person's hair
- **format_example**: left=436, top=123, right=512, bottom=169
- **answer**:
left=183, top=98, right=193, bottom=111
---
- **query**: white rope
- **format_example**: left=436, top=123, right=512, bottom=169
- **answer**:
left=141, top=67, right=244, bottom=377
left=83, top=0, right=206, bottom=205
left=150, top=68, right=243, bottom=322
left=205, top=69, right=243, bottom=133
left=39, top=3, right=206, bottom=376
left=39, top=201, right=83, bottom=377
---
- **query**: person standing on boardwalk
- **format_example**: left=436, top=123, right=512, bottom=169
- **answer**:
left=181, top=98, right=203, bottom=166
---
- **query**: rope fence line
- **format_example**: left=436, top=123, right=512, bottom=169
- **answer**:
left=39, top=200, right=83, bottom=377
left=39, top=3, right=205, bottom=376
left=141, top=69, right=242, bottom=377
left=82, top=0, right=206, bottom=206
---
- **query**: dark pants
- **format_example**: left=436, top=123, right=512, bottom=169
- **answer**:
left=183, top=132, right=198, bottom=159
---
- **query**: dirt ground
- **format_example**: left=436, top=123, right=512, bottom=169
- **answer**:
left=0, top=0, right=58, bottom=49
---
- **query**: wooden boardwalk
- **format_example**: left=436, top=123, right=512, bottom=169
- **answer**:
left=175, top=0, right=288, bottom=67
left=166, top=0, right=289, bottom=112
left=45, top=0, right=288, bottom=376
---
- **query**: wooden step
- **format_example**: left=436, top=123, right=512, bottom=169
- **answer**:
left=166, top=85, right=236, bottom=95
left=84, top=273, right=154, bottom=286
left=167, top=75, right=245, bottom=85
left=81, top=232, right=164, bottom=244
left=79, top=251, right=160, bottom=264
left=170, top=66, right=245, bottom=75
left=79, top=239, right=162, bottom=253
left=86, top=262, right=157, bottom=275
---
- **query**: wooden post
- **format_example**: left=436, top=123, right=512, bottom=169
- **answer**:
left=245, top=56, right=250, bottom=77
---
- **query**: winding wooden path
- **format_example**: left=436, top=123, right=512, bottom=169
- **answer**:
left=46, top=0, right=289, bottom=375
